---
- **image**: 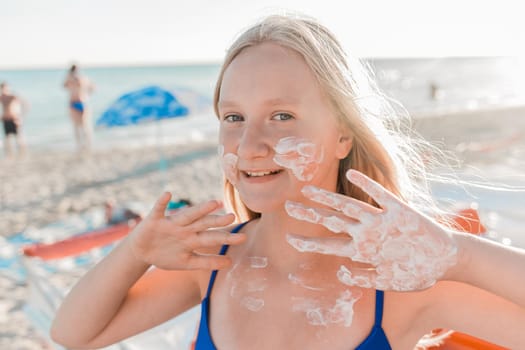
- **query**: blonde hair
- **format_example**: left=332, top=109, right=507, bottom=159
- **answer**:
left=214, top=14, right=440, bottom=222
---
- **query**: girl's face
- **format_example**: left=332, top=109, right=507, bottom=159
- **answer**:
left=218, top=42, right=351, bottom=213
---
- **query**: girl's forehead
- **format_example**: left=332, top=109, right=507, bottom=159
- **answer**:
left=219, top=43, right=325, bottom=107
left=225, top=42, right=307, bottom=77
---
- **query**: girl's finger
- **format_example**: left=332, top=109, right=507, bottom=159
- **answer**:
left=195, top=230, right=247, bottom=248
left=286, top=233, right=358, bottom=258
left=171, top=200, right=223, bottom=226
left=301, top=185, right=381, bottom=218
left=337, top=264, right=383, bottom=289
left=186, top=213, right=236, bottom=233
left=285, top=201, right=357, bottom=234
left=345, top=169, right=397, bottom=208
left=186, top=253, right=233, bottom=270
left=150, top=192, right=173, bottom=219
left=337, top=264, right=430, bottom=291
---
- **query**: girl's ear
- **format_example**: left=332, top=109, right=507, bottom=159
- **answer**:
left=335, top=133, right=353, bottom=159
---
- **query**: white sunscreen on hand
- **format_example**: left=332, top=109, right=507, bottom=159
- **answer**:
left=285, top=173, right=458, bottom=291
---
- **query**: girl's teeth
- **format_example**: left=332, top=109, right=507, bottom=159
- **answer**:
left=247, top=170, right=279, bottom=177
left=248, top=171, right=271, bottom=177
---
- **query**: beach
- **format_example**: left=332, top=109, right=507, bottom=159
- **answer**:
left=1, top=105, right=524, bottom=349
left=0, top=140, right=224, bottom=349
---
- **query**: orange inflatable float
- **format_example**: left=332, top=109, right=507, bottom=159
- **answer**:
left=448, top=207, right=486, bottom=235
left=430, top=330, right=508, bottom=349
left=22, top=221, right=136, bottom=260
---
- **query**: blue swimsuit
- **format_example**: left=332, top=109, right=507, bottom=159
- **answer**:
left=194, top=222, right=392, bottom=350
left=70, top=100, right=85, bottom=113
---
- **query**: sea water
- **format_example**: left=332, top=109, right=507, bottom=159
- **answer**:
left=0, top=64, right=221, bottom=151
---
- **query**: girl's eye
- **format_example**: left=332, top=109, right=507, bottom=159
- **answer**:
left=224, top=114, right=244, bottom=122
left=272, top=113, right=294, bottom=121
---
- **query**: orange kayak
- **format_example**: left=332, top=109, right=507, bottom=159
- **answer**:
left=428, top=330, right=508, bottom=349
left=22, top=221, right=135, bottom=260
left=431, top=208, right=505, bottom=349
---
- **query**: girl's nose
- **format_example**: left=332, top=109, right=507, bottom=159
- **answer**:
left=236, top=123, right=272, bottom=160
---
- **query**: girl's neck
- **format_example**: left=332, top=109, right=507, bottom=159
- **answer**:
left=241, top=210, right=342, bottom=275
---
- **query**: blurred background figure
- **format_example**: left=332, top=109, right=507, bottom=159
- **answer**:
left=104, top=198, right=143, bottom=225
left=63, top=64, right=95, bottom=152
left=104, top=198, right=193, bottom=225
left=0, top=81, right=26, bottom=158
left=430, top=81, right=444, bottom=100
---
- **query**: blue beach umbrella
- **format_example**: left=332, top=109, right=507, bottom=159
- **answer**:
left=96, top=85, right=189, bottom=128
left=96, top=85, right=196, bottom=179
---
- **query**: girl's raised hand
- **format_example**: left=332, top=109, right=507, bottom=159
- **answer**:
left=128, top=192, right=246, bottom=271
left=285, top=170, right=458, bottom=291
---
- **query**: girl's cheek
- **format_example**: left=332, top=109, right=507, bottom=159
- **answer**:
left=273, top=136, right=324, bottom=182
left=218, top=144, right=239, bottom=185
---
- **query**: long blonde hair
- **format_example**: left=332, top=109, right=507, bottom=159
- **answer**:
left=214, top=14, right=439, bottom=222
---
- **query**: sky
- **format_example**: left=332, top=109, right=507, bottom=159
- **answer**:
left=1, top=0, right=523, bottom=69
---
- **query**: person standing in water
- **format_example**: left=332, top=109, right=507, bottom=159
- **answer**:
left=63, top=64, right=95, bottom=152
left=0, top=82, right=26, bottom=158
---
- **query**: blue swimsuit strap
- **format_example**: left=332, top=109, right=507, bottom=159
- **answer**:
left=204, top=221, right=249, bottom=298
left=374, top=290, right=385, bottom=326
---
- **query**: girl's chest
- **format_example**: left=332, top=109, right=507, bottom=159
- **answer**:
left=208, top=270, right=378, bottom=349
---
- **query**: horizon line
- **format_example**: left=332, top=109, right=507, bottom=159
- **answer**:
left=0, top=54, right=517, bottom=72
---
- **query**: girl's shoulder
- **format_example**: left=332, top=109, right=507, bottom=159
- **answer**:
left=383, top=282, right=463, bottom=330
left=380, top=285, right=461, bottom=347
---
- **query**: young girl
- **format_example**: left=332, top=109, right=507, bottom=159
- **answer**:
left=51, top=14, right=525, bottom=349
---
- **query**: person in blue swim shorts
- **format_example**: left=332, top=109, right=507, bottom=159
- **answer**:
left=0, top=82, right=27, bottom=158
left=51, top=14, right=525, bottom=350
left=63, top=64, right=94, bottom=152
